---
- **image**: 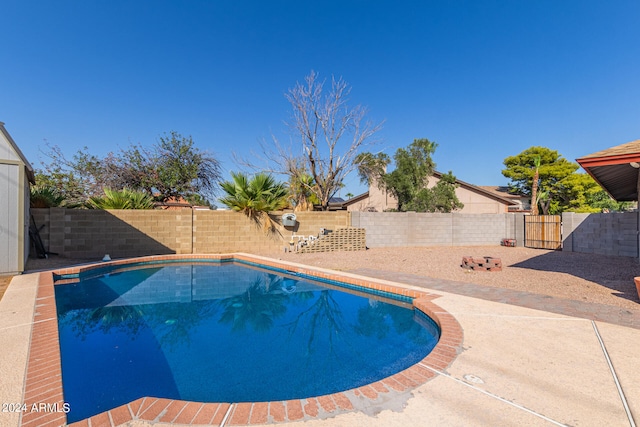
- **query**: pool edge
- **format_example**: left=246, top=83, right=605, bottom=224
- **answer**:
left=22, top=253, right=464, bottom=427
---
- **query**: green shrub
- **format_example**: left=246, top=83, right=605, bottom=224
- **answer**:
left=30, top=186, right=65, bottom=208
left=87, top=188, right=155, bottom=209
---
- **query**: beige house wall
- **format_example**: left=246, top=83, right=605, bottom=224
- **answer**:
left=30, top=208, right=351, bottom=259
left=426, top=175, right=509, bottom=214
left=347, top=184, right=398, bottom=212
left=347, top=176, right=510, bottom=214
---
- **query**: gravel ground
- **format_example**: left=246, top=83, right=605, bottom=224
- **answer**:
left=12, top=246, right=640, bottom=311
left=259, top=246, right=640, bottom=311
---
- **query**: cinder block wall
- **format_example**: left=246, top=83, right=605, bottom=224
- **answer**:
left=31, top=208, right=50, bottom=251
left=192, top=210, right=276, bottom=254
left=562, top=212, right=638, bottom=257
left=33, top=209, right=640, bottom=259
left=192, top=210, right=350, bottom=253
left=351, top=212, right=520, bottom=248
left=452, top=214, right=520, bottom=246
left=30, top=208, right=351, bottom=259
left=32, top=208, right=192, bottom=258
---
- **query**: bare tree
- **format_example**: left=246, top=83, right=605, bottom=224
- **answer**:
left=285, top=71, right=383, bottom=210
left=237, top=72, right=383, bottom=210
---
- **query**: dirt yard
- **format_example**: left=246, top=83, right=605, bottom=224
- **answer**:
left=261, top=246, right=640, bottom=310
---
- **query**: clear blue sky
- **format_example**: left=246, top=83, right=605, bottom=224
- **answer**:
left=2, top=0, right=639, bottom=198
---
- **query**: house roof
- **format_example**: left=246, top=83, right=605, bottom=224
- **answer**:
left=478, top=186, right=527, bottom=200
left=340, top=172, right=518, bottom=208
left=342, top=191, right=369, bottom=207
left=576, top=140, right=640, bottom=201
left=0, top=122, right=36, bottom=184
left=431, top=171, right=517, bottom=206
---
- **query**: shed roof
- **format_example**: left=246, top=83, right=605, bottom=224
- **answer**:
left=0, top=122, right=36, bottom=184
left=576, top=140, right=640, bottom=202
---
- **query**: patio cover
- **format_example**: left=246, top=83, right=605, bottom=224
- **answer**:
left=576, top=139, right=640, bottom=201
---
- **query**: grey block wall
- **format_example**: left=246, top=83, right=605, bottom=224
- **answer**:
left=452, top=214, right=518, bottom=246
left=562, top=212, right=638, bottom=257
left=351, top=212, right=522, bottom=248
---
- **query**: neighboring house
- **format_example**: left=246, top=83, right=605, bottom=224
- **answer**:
left=478, top=186, right=531, bottom=212
left=342, top=184, right=398, bottom=212
left=0, top=122, right=36, bottom=274
left=343, top=171, right=522, bottom=214
left=325, top=197, right=347, bottom=211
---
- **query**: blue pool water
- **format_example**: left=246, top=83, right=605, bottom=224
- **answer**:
left=54, top=261, right=440, bottom=422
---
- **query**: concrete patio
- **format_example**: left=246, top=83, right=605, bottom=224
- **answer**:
left=0, top=260, right=638, bottom=427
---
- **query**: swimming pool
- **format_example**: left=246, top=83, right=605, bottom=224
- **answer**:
left=54, top=259, right=440, bottom=422
left=22, top=254, right=463, bottom=426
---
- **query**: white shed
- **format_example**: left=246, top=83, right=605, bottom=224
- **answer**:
left=0, top=122, right=35, bottom=274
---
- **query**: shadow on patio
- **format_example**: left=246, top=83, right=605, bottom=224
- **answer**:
left=510, top=250, right=640, bottom=304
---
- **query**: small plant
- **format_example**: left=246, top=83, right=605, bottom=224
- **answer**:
left=87, top=188, right=155, bottom=210
left=30, top=186, right=65, bottom=208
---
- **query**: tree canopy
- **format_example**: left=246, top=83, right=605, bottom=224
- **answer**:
left=105, top=131, right=222, bottom=203
left=502, top=146, right=631, bottom=213
left=358, top=138, right=463, bottom=213
left=355, top=151, right=390, bottom=186
left=36, top=131, right=221, bottom=206
left=502, top=146, right=577, bottom=196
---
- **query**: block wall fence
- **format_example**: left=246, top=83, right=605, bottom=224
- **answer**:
left=561, top=211, right=639, bottom=258
left=350, top=212, right=525, bottom=248
left=30, top=208, right=350, bottom=259
left=356, top=210, right=640, bottom=258
left=30, top=209, right=640, bottom=260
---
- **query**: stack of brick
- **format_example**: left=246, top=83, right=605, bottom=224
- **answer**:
left=501, top=238, right=516, bottom=247
left=460, top=256, right=502, bottom=272
left=300, top=228, right=366, bottom=253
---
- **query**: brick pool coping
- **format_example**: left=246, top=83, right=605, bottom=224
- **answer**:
left=20, top=254, right=464, bottom=427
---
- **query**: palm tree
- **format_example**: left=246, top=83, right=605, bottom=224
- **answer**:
left=536, top=190, right=550, bottom=215
left=531, top=155, right=541, bottom=215
left=219, top=172, right=289, bottom=231
left=288, top=173, right=319, bottom=212
left=87, top=188, right=155, bottom=209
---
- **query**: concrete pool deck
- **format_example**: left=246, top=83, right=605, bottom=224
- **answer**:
left=1, top=255, right=638, bottom=427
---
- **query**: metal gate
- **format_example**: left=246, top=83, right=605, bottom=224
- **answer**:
left=524, top=215, right=562, bottom=250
